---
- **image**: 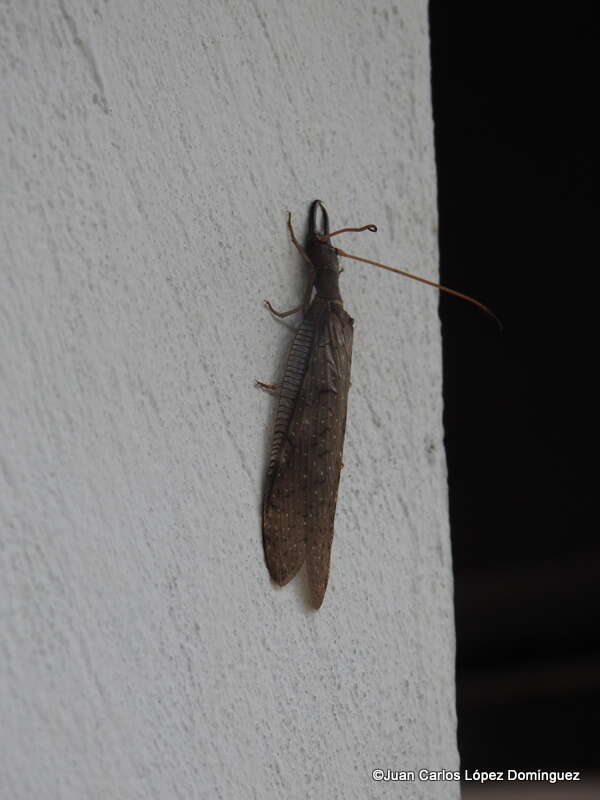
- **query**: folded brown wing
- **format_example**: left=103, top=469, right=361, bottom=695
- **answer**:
left=263, top=299, right=353, bottom=607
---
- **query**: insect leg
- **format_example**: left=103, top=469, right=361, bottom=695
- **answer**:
left=287, top=211, right=313, bottom=265
left=287, top=211, right=317, bottom=310
left=255, top=380, right=280, bottom=393
left=263, top=300, right=304, bottom=318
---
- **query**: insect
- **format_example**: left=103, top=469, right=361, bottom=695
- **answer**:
left=260, top=200, right=499, bottom=608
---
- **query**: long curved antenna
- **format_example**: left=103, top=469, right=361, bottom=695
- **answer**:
left=335, top=247, right=503, bottom=330
left=318, top=224, right=378, bottom=239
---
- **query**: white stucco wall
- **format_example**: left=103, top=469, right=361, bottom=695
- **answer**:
left=1, top=1, right=457, bottom=798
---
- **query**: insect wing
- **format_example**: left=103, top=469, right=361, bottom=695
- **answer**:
left=304, top=307, right=353, bottom=607
left=263, top=301, right=353, bottom=607
left=263, top=308, right=320, bottom=586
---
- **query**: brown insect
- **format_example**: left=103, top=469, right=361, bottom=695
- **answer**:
left=259, top=200, right=499, bottom=608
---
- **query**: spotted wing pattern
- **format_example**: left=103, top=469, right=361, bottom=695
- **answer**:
left=263, top=298, right=354, bottom=607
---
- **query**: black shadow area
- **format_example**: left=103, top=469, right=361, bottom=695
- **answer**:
left=429, top=1, right=597, bottom=777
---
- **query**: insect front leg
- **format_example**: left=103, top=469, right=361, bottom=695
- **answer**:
left=264, top=212, right=316, bottom=319
left=287, top=211, right=312, bottom=266
left=288, top=210, right=317, bottom=311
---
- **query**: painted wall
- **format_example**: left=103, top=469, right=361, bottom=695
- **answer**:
left=1, top=2, right=457, bottom=797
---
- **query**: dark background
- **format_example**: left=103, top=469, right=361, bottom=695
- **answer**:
left=429, top=3, right=598, bottom=775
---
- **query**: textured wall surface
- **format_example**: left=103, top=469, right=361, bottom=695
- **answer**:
left=1, top=1, right=457, bottom=798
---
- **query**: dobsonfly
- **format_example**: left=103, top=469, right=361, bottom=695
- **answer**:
left=259, top=200, right=499, bottom=609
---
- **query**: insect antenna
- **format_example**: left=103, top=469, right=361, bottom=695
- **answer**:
left=315, top=212, right=499, bottom=326
left=318, top=224, right=378, bottom=238
left=333, top=243, right=503, bottom=330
